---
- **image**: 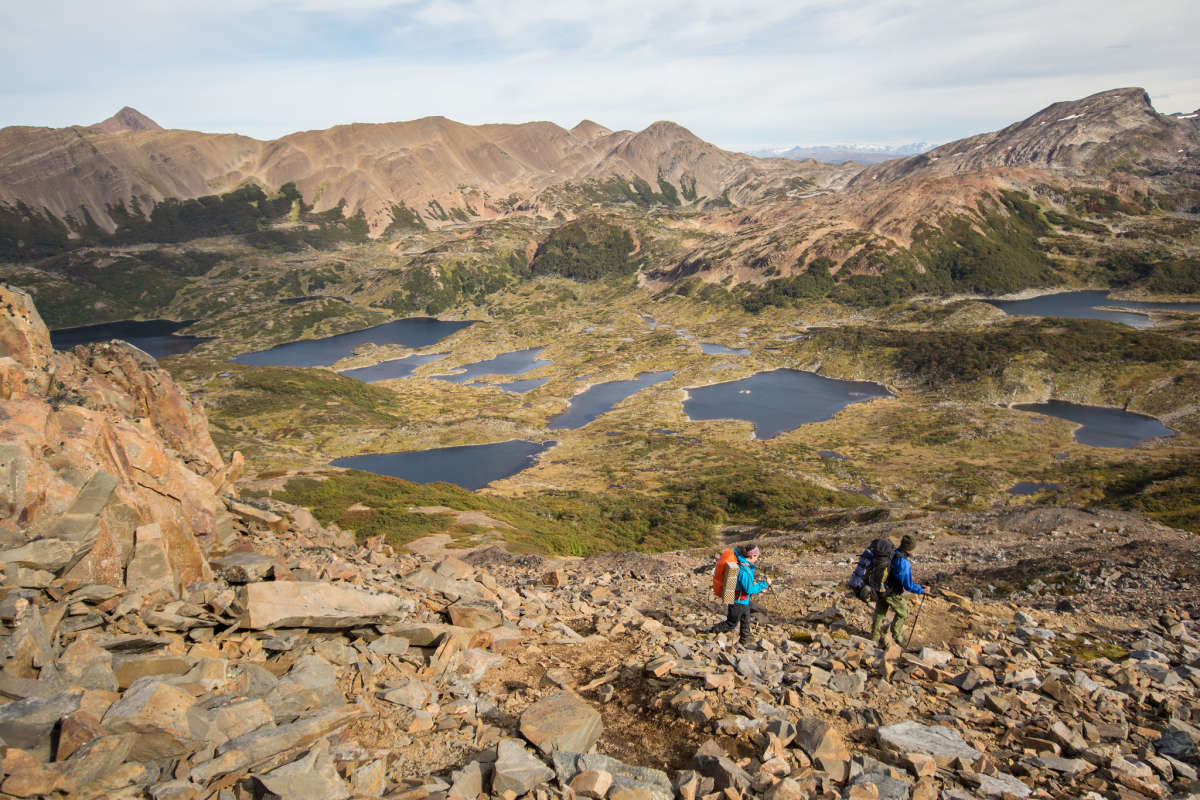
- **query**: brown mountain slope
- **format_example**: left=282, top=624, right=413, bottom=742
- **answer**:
left=0, top=124, right=262, bottom=228
left=652, top=88, right=1200, bottom=289
left=0, top=112, right=849, bottom=235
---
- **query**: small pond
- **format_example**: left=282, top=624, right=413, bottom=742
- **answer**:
left=339, top=353, right=447, bottom=383
left=549, top=371, right=675, bottom=430
left=1014, top=400, right=1176, bottom=448
left=684, top=369, right=891, bottom=439
left=986, top=291, right=1200, bottom=328
left=701, top=343, right=750, bottom=355
left=332, top=439, right=556, bottom=491
left=233, top=318, right=472, bottom=367
left=1008, top=482, right=1060, bottom=495
left=50, top=319, right=212, bottom=358
left=432, top=348, right=550, bottom=384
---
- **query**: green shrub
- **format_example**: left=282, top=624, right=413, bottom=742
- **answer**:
left=529, top=216, right=636, bottom=281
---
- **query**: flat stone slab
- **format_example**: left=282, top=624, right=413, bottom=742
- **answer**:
left=976, top=771, right=1031, bottom=798
left=241, top=581, right=402, bottom=629
left=520, top=692, right=603, bottom=755
left=876, top=721, right=982, bottom=766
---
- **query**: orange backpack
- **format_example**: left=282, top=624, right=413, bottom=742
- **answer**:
left=712, top=549, right=736, bottom=598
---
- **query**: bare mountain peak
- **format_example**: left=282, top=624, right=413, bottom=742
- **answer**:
left=1011, top=87, right=1156, bottom=131
left=90, top=106, right=162, bottom=133
left=571, top=119, right=612, bottom=140
left=640, top=120, right=698, bottom=139
left=849, top=86, right=1188, bottom=187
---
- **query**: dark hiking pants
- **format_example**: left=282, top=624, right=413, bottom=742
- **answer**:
left=710, top=603, right=755, bottom=643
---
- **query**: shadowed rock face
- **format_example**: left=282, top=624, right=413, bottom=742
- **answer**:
left=0, top=283, right=237, bottom=591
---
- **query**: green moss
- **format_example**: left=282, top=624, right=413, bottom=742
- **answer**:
left=1060, top=635, right=1129, bottom=662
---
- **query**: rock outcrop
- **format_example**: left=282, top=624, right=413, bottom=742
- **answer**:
left=0, top=284, right=234, bottom=592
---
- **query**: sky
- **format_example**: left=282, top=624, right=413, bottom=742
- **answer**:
left=2, top=0, right=1198, bottom=152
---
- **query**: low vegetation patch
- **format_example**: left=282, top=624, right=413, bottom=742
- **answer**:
left=530, top=216, right=638, bottom=281
left=264, top=464, right=864, bottom=555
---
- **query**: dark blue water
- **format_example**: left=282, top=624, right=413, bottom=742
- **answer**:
left=1008, top=482, right=1060, bottom=495
left=432, top=348, right=551, bottom=384
left=549, top=371, right=675, bottom=430
left=701, top=343, right=750, bottom=355
left=332, top=439, right=556, bottom=490
left=50, top=319, right=211, bottom=358
left=1014, top=401, right=1175, bottom=448
left=339, top=353, right=447, bottom=382
left=987, top=291, right=1200, bottom=328
left=684, top=369, right=891, bottom=439
left=233, top=318, right=472, bottom=367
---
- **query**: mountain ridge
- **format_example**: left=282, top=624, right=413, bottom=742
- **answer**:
left=0, top=111, right=845, bottom=236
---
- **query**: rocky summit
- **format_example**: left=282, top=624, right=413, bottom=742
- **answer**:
left=0, top=287, right=1196, bottom=798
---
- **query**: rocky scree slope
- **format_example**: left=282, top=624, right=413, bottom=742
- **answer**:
left=0, top=286, right=1197, bottom=798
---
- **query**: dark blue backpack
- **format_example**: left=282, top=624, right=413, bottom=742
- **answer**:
left=848, top=538, right=894, bottom=603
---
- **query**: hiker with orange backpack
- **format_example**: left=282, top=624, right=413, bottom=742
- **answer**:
left=707, top=544, right=771, bottom=646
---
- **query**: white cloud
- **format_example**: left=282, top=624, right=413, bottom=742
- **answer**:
left=2, top=0, right=1198, bottom=148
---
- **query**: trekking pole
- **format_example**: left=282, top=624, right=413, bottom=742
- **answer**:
left=902, top=593, right=926, bottom=650
left=767, top=582, right=784, bottom=617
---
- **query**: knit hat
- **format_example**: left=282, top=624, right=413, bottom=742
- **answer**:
left=900, top=534, right=916, bottom=553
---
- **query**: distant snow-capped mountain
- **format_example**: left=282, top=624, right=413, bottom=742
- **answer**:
left=748, top=142, right=935, bottom=164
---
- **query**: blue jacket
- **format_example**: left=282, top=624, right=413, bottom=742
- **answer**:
left=734, top=554, right=770, bottom=605
left=885, top=551, right=925, bottom=596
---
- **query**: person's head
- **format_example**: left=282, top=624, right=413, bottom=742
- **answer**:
left=900, top=534, right=917, bottom=553
left=738, top=544, right=761, bottom=562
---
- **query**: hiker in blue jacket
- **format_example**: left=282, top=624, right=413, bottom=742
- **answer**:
left=709, top=544, right=771, bottom=646
left=872, top=534, right=927, bottom=646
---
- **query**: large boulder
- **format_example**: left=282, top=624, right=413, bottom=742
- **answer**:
left=493, top=738, right=554, bottom=796
left=519, top=692, right=603, bottom=755
left=101, top=679, right=207, bottom=761
left=255, top=740, right=350, bottom=800
left=0, top=691, right=83, bottom=760
left=876, top=721, right=983, bottom=766
left=552, top=752, right=673, bottom=800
